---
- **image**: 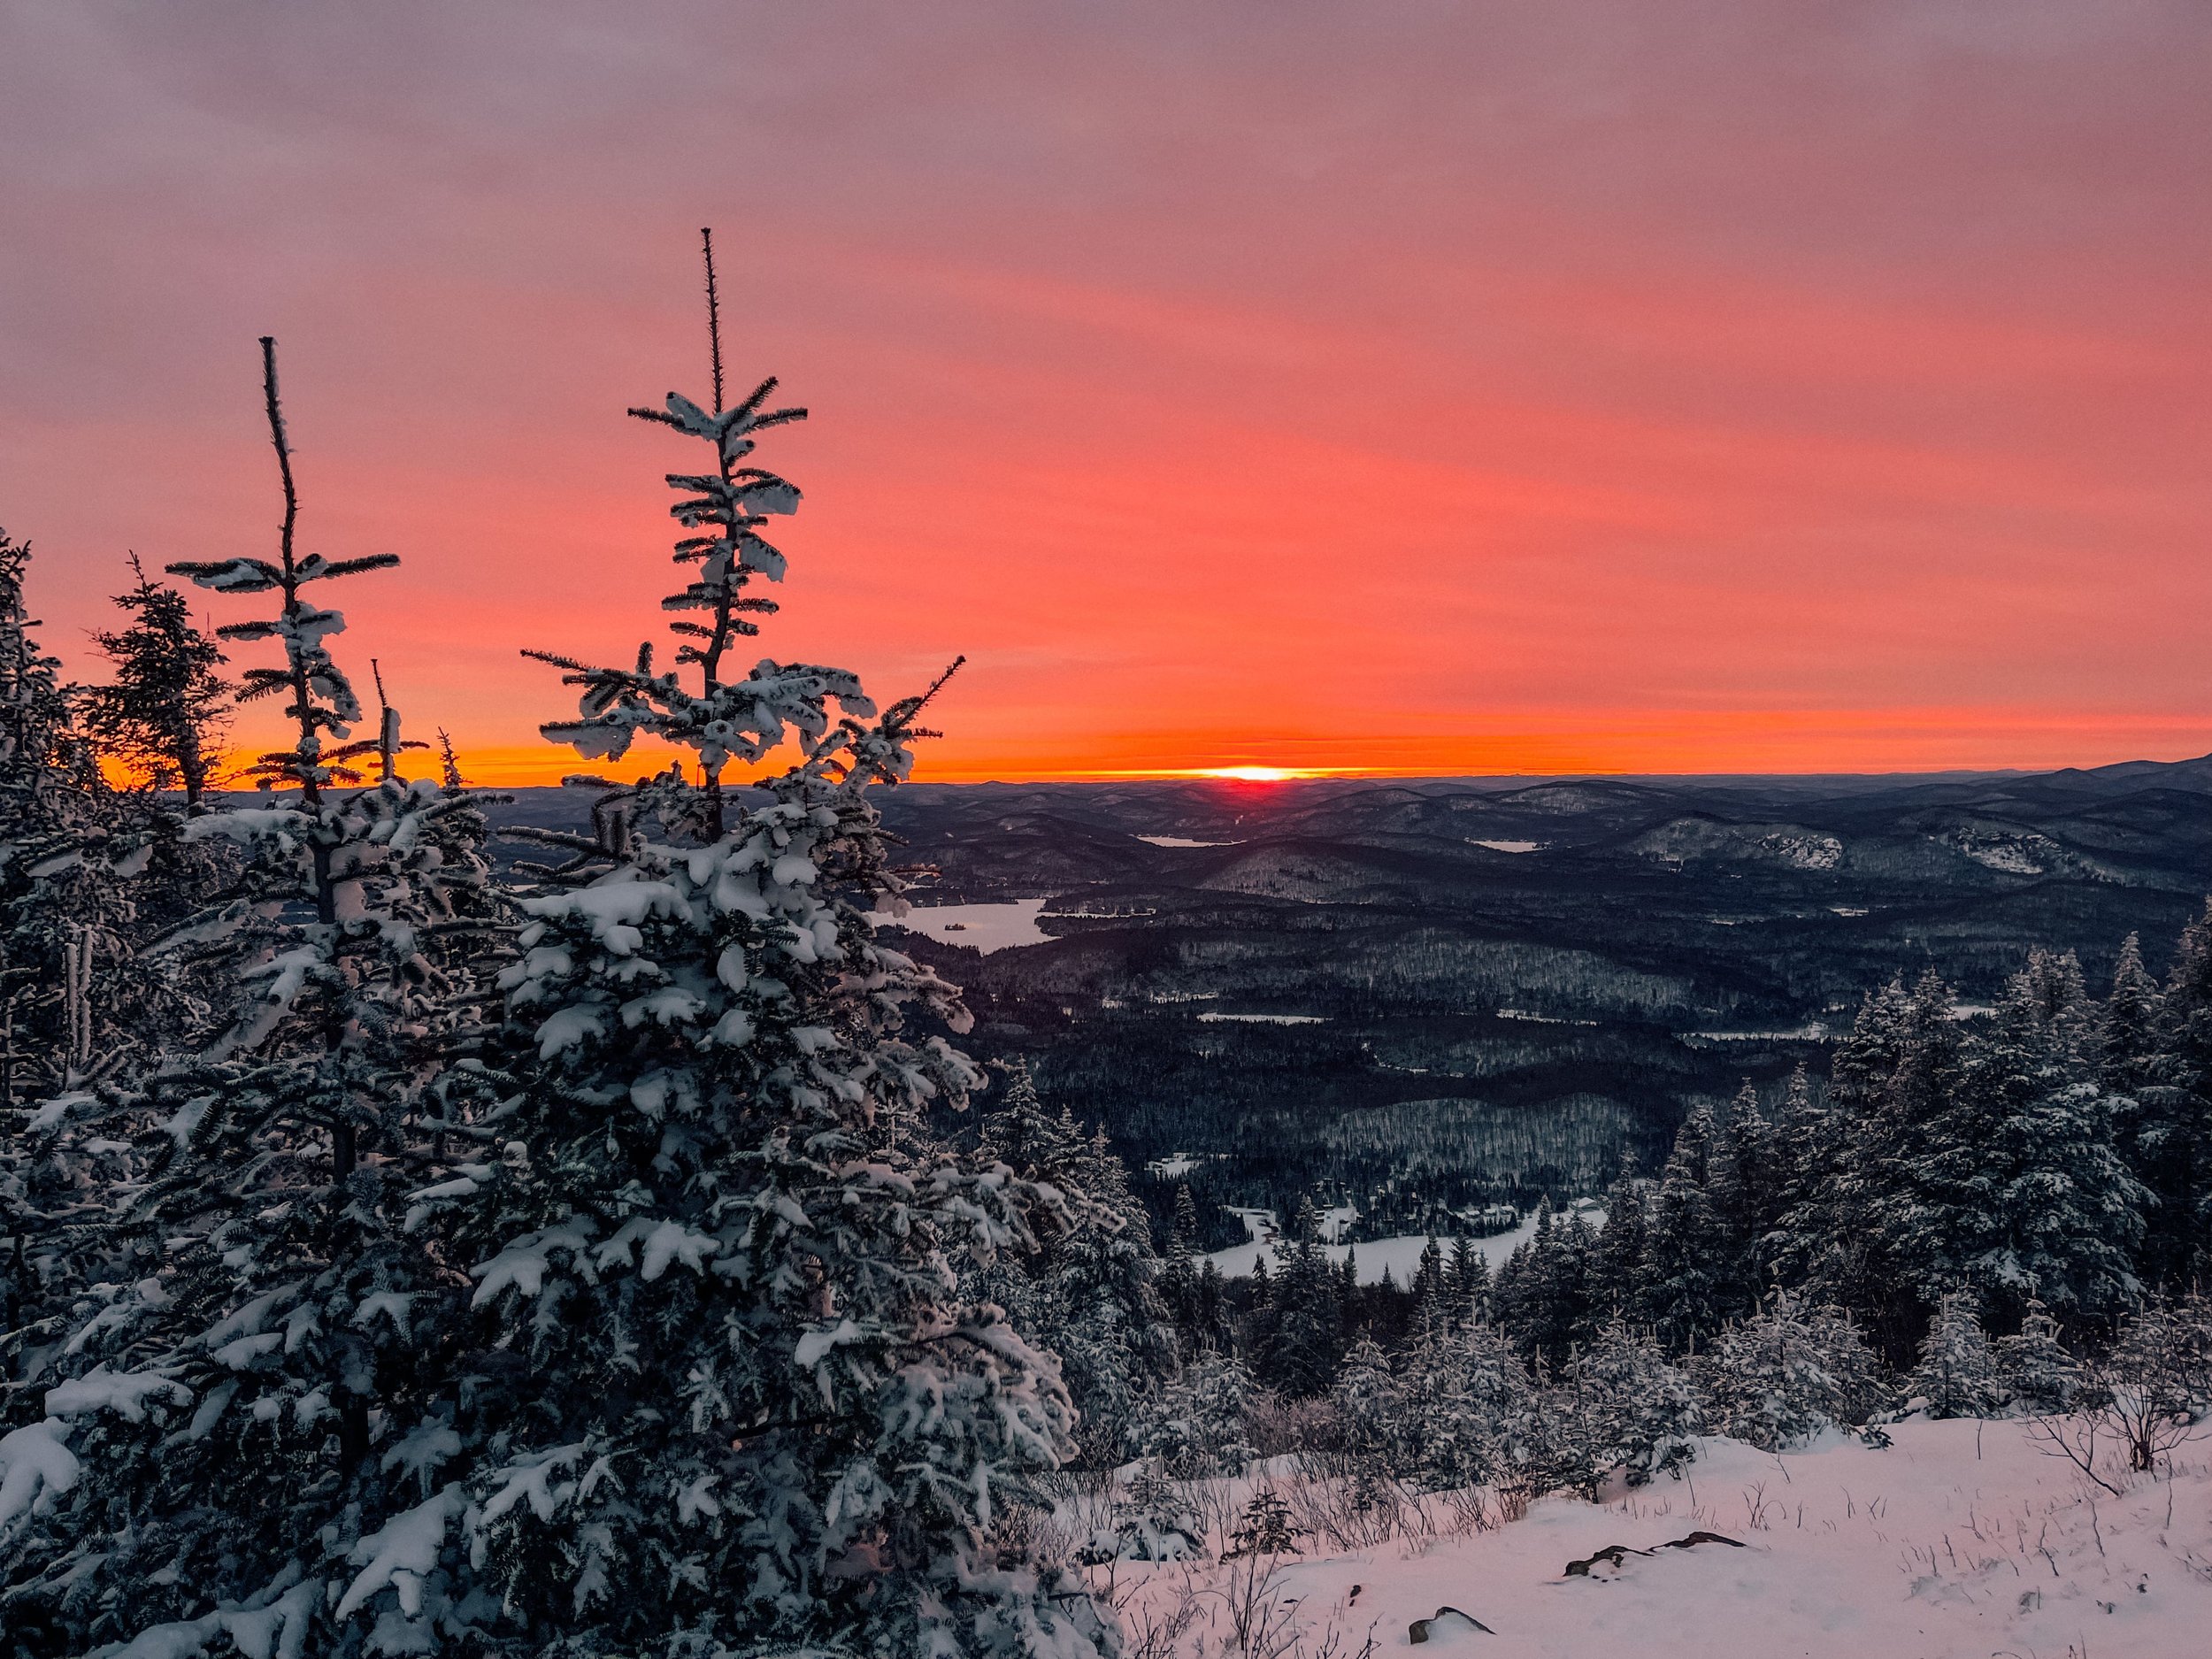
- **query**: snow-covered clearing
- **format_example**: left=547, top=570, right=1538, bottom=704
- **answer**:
left=1102, top=1421, right=2212, bottom=1658
left=1142, top=835, right=1239, bottom=848
left=1206, top=1203, right=1604, bottom=1284
left=1197, top=1012, right=1327, bottom=1025
left=872, top=897, right=1049, bottom=951
left=1470, top=840, right=1542, bottom=854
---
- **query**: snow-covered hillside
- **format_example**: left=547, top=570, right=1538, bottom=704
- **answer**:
left=1105, top=1420, right=2212, bottom=1658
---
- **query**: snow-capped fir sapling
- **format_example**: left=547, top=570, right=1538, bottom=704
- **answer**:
left=80, top=555, right=234, bottom=809
left=410, top=232, right=1117, bottom=1658
left=1904, top=1289, right=2007, bottom=1419
left=3, top=339, right=502, bottom=1656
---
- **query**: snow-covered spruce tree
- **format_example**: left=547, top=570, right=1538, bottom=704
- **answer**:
left=1996, top=1301, right=2083, bottom=1414
left=1491, top=1196, right=1588, bottom=1369
left=1699, top=1293, right=1888, bottom=1451
left=1388, top=1316, right=1547, bottom=1494
left=971, top=1061, right=1175, bottom=1466
left=1770, top=980, right=1912, bottom=1342
left=1249, top=1202, right=1342, bottom=1396
left=2131, top=902, right=2212, bottom=1288
left=1, top=339, right=502, bottom=1656
left=1582, top=1159, right=1647, bottom=1322
left=1448, top=1233, right=1488, bottom=1317
left=411, top=247, right=1114, bottom=1659
left=1140, top=1349, right=1258, bottom=1479
left=1902, top=1290, right=2006, bottom=1419
left=1561, top=1320, right=1701, bottom=1491
left=1636, top=1098, right=1749, bottom=1352
left=2101, top=932, right=2163, bottom=1098
left=1, top=526, right=103, bottom=1366
left=1328, top=1336, right=1406, bottom=1475
left=1409, top=1233, right=1447, bottom=1327
left=1890, top=955, right=2142, bottom=1330
left=80, top=556, right=234, bottom=809
left=1156, top=1181, right=1200, bottom=1341
left=74, top=557, right=246, bottom=1052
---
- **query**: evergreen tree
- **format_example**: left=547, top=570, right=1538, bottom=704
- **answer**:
left=972, top=1064, right=1175, bottom=1464
left=1725, top=1079, right=1783, bottom=1284
left=1701, top=1294, right=1887, bottom=1450
left=1194, top=1256, right=1228, bottom=1348
left=79, top=557, right=232, bottom=807
left=2013, top=948, right=2092, bottom=1045
left=1860, top=972, right=1970, bottom=1352
left=1141, top=1350, right=1257, bottom=1478
left=0, top=534, right=227, bottom=1427
left=1894, top=956, right=2143, bottom=1328
left=1411, top=1233, right=1448, bottom=1333
left=1253, top=1202, right=1342, bottom=1396
left=1393, top=1317, right=1543, bottom=1493
left=1583, top=1164, right=1647, bottom=1324
left=1082, top=1463, right=1199, bottom=1564
left=412, top=250, right=1112, bottom=1659
left=1637, top=1101, right=1747, bottom=1350
left=1329, top=1335, right=1405, bottom=1472
left=2100, top=932, right=2163, bottom=1097
left=1226, top=1490, right=1297, bottom=1559
left=3, top=340, right=501, bottom=1654
left=1449, top=1233, right=1490, bottom=1319
left=1494, top=1195, right=1588, bottom=1368
left=2131, top=902, right=2212, bottom=1287
left=1563, top=1320, right=1701, bottom=1491
left=1775, top=982, right=1910, bottom=1337
left=1996, top=1300, right=2083, bottom=1414
left=1159, top=1179, right=1200, bottom=1337
left=1904, top=1290, right=2006, bottom=1418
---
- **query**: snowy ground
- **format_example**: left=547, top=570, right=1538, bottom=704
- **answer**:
left=1205, top=1203, right=1605, bottom=1285
left=1104, top=1421, right=2212, bottom=1659
left=872, top=897, right=1050, bottom=951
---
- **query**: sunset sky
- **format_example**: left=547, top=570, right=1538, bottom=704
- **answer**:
left=3, top=2, right=2209, bottom=784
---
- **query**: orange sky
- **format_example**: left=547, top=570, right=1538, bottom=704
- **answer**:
left=4, top=3, right=2210, bottom=785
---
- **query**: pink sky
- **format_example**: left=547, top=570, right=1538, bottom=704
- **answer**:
left=3, top=2, right=2208, bottom=782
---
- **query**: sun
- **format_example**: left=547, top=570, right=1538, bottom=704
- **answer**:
left=1194, top=765, right=1308, bottom=782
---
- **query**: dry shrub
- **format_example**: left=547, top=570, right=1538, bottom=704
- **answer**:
left=1248, top=1392, right=1348, bottom=1460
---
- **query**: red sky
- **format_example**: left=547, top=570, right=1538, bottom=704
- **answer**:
left=3, top=2, right=2209, bottom=785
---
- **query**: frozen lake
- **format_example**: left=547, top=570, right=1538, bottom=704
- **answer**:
left=872, top=897, right=1050, bottom=952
